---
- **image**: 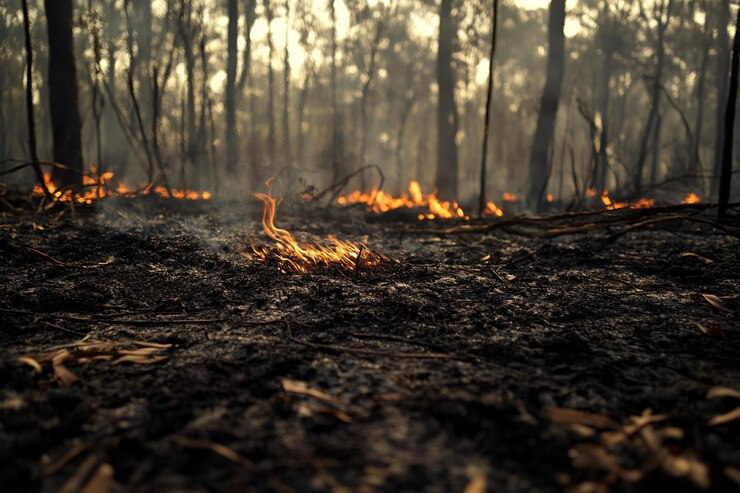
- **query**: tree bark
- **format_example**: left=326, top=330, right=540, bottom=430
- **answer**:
left=225, top=0, right=238, bottom=175
left=283, top=0, right=292, bottom=176
left=691, top=8, right=712, bottom=181
left=44, top=0, right=84, bottom=188
left=713, top=0, right=731, bottom=199
left=265, top=0, right=276, bottom=166
left=330, top=0, right=341, bottom=182
left=478, top=0, right=499, bottom=215
left=718, top=0, right=740, bottom=219
left=527, top=0, right=566, bottom=207
left=435, top=0, right=459, bottom=200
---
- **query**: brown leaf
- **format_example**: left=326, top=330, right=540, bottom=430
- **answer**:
left=680, top=252, right=714, bottom=264
left=81, top=463, right=115, bottom=493
left=702, top=294, right=734, bottom=314
left=132, top=340, right=173, bottom=349
left=42, top=443, right=91, bottom=476
left=281, top=379, right=339, bottom=404
left=696, top=323, right=726, bottom=338
left=173, top=436, right=255, bottom=471
left=17, top=356, right=42, bottom=373
left=725, top=466, right=740, bottom=487
left=546, top=407, right=619, bottom=429
left=463, top=472, right=487, bottom=493
left=661, top=454, right=710, bottom=489
left=53, top=363, right=79, bottom=386
left=114, top=354, right=169, bottom=365
left=707, top=387, right=740, bottom=400
left=708, top=406, right=740, bottom=426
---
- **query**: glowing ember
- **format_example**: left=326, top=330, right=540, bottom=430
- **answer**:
left=502, top=192, right=519, bottom=202
left=249, top=185, right=384, bottom=273
left=338, top=181, right=469, bottom=221
left=682, top=192, right=701, bottom=205
left=483, top=201, right=504, bottom=217
left=599, top=190, right=655, bottom=210
left=32, top=167, right=212, bottom=203
left=546, top=194, right=554, bottom=203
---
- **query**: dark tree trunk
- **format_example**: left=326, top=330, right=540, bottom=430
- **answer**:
left=435, top=0, right=459, bottom=200
left=265, top=0, right=276, bottom=166
left=330, top=0, right=341, bottom=182
left=527, top=0, right=566, bottom=207
left=283, top=0, right=292, bottom=177
left=713, top=0, right=731, bottom=199
left=718, top=1, right=740, bottom=218
left=595, top=49, right=612, bottom=193
left=225, top=0, right=238, bottom=175
left=238, top=0, right=257, bottom=90
left=478, top=0, right=499, bottom=215
left=44, top=0, right=83, bottom=188
left=691, top=13, right=712, bottom=181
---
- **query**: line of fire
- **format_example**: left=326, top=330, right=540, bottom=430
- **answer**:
left=0, top=1, right=738, bottom=492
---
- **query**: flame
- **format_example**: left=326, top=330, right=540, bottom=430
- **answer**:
left=600, top=190, right=655, bottom=210
left=546, top=194, right=554, bottom=203
left=32, top=167, right=212, bottom=203
left=682, top=192, right=701, bottom=205
left=338, top=180, right=470, bottom=220
left=250, top=185, right=384, bottom=273
left=502, top=192, right=519, bottom=202
left=483, top=201, right=504, bottom=217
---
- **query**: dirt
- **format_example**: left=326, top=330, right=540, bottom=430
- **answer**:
left=0, top=196, right=738, bottom=492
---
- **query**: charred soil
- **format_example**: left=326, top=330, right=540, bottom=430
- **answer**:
left=0, top=197, right=739, bottom=492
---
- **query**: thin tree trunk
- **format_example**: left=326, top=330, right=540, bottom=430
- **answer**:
left=713, top=0, right=731, bottom=199
left=283, top=0, right=292, bottom=178
left=44, top=0, right=84, bottom=188
left=330, top=0, right=340, bottom=182
left=265, top=0, right=276, bottom=166
left=297, top=70, right=311, bottom=168
left=691, top=12, right=712, bottom=182
left=21, top=0, right=51, bottom=197
left=239, top=0, right=258, bottom=90
left=478, top=0, right=499, bottom=216
left=225, top=0, right=238, bottom=175
left=435, top=0, right=459, bottom=200
left=527, top=0, right=566, bottom=207
left=718, top=1, right=740, bottom=219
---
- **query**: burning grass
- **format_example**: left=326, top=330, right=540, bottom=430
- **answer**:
left=247, top=183, right=387, bottom=273
left=32, top=167, right=212, bottom=204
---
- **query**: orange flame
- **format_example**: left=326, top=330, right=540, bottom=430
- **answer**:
left=600, top=190, right=655, bottom=210
left=32, top=167, right=212, bottom=203
left=338, top=181, right=470, bottom=221
left=483, top=201, right=504, bottom=217
left=682, top=192, right=701, bottom=205
left=502, top=192, right=519, bottom=202
left=250, top=185, right=384, bottom=273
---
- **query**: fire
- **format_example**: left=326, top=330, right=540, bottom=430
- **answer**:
left=338, top=180, right=469, bottom=221
left=682, top=192, right=701, bottom=205
left=483, top=201, right=504, bottom=217
left=502, top=192, right=519, bottom=202
left=32, top=167, right=212, bottom=203
left=249, top=184, right=384, bottom=273
left=600, top=190, right=655, bottom=210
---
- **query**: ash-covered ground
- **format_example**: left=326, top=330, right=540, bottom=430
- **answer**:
left=0, top=197, right=739, bottom=492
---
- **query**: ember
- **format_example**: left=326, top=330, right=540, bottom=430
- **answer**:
left=249, top=183, right=385, bottom=273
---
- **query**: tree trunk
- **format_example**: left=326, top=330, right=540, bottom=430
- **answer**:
left=595, top=49, right=612, bottom=193
left=691, top=13, right=712, bottom=181
left=265, top=0, right=276, bottom=166
left=435, top=0, right=459, bottom=200
left=713, top=0, right=731, bottom=199
left=478, top=0, right=499, bottom=215
left=283, top=0, right=292, bottom=177
left=330, top=0, right=341, bottom=182
left=225, top=0, right=238, bottom=175
left=527, top=0, right=566, bottom=207
left=44, top=0, right=84, bottom=188
left=718, top=0, right=740, bottom=218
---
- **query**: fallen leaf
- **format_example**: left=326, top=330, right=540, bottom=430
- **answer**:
left=42, top=443, right=91, bottom=476
left=17, top=356, right=42, bottom=373
left=702, top=294, right=734, bottom=314
left=725, top=466, right=740, bottom=487
left=173, top=436, right=255, bottom=470
left=707, top=387, right=740, bottom=400
left=464, top=472, right=487, bottom=493
left=80, top=463, right=115, bottom=493
left=132, top=341, right=173, bottom=349
left=281, top=379, right=338, bottom=404
left=680, top=252, right=714, bottom=264
left=481, top=255, right=491, bottom=262
left=114, top=354, right=168, bottom=365
left=696, top=323, right=726, bottom=338
left=53, top=363, right=79, bottom=386
left=546, top=407, right=619, bottom=429
left=708, top=406, right=740, bottom=426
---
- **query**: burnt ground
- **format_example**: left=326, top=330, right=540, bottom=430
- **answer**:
left=0, top=197, right=739, bottom=493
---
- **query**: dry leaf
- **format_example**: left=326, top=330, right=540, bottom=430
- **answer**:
left=53, top=363, right=79, bottom=386
left=42, top=443, right=91, bottom=476
left=707, top=387, right=740, bottom=400
left=702, top=294, right=734, bottom=314
left=725, top=466, right=740, bottom=487
left=281, top=379, right=338, bottom=404
left=173, top=436, right=255, bottom=470
left=17, top=356, right=42, bottom=373
left=696, top=324, right=726, bottom=338
left=114, top=354, right=168, bottom=365
left=680, top=252, right=714, bottom=264
left=132, top=341, right=172, bottom=349
left=57, top=455, right=99, bottom=493
left=464, top=472, right=487, bottom=493
left=546, top=407, right=618, bottom=429
left=481, top=255, right=491, bottom=262
left=708, top=406, right=740, bottom=426
left=80, top=463, right=115, bottom=493
left=662, top=454, right=710, bottom=489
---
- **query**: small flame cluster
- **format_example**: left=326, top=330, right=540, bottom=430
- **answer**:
left=248, top=186, right=384, bottom=273
left=32, top=167, right=212, bottom=204
left=587, top=189, right=701, bottom=211
left=337, top=180, right=508, bottom=220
